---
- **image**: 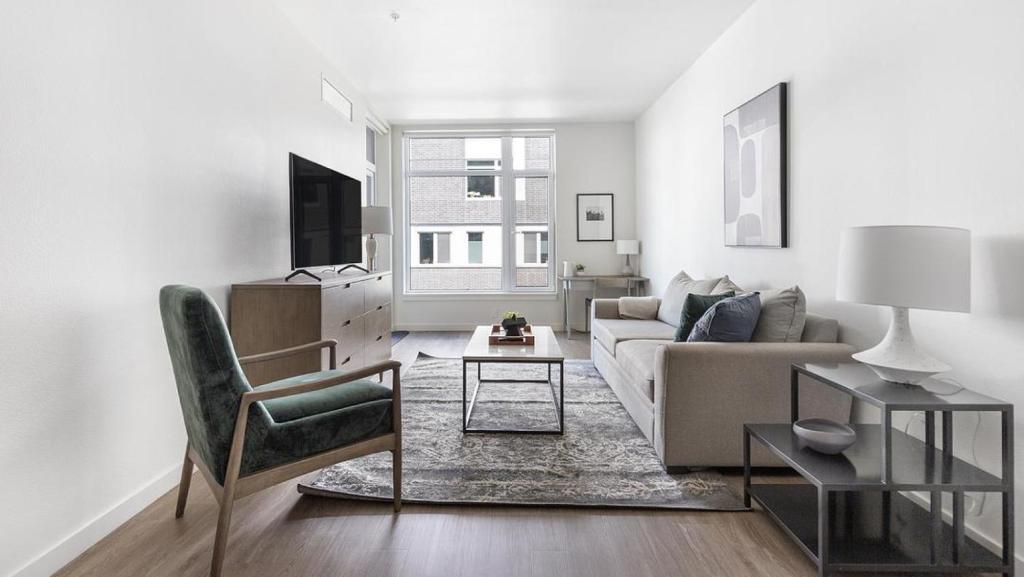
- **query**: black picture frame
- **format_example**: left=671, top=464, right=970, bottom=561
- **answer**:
left=576, top=193, right=614, bottom=242
left=723, top=82, right=788, bottom=248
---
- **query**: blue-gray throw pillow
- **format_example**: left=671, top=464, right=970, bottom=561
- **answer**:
left=687, top=292, right=762, bottom=343
left=674, top=291, right=735, bottom=342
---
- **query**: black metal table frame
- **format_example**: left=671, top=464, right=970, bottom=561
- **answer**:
left=462, top=358, right=565, bottom=435
left=743, top=364, right=1014, bottom=577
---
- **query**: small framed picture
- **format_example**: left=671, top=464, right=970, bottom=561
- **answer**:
left=576, top=193, right=614, bottom=242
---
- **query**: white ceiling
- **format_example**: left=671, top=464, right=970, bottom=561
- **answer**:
left=275, top=0, right=754, bottom=123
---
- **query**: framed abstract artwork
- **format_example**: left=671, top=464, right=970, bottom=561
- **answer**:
left=723, top=82, right=787, bottom=247
left=576, top=193, right=614, bottom=241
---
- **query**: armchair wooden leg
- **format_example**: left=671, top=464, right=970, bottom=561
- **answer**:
left=392, top=447, right=402, bottom=512
left=175, top=445, right=194, bottom=519
left=210, top=484, right=238, bottom=577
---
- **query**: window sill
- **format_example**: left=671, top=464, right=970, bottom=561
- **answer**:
left=400, top=291, right=558, bottom=302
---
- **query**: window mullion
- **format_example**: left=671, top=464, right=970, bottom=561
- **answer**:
left=501, top=136, right=514, bottom=292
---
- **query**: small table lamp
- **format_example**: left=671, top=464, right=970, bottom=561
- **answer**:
left=616, top=240, right=639, bottom=275
left=361, top=206, right=392, bottom=272
left=836, top=225, right=971, bottom=384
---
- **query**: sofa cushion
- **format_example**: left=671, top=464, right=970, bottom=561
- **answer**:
left=802, top=313, right=839, bottom=343
left=619, top=296, right=661, bottom=320
left=674, top=291, right=735, bottom=342
left=688, top=292, right=762, bottom=342
left=615, top=340, right=664, bottom=402
left=592, top=318, right=676, bottom=355
left=656, top=270, right=724, bottom=327
left=752, top=286, right=807, bottom=343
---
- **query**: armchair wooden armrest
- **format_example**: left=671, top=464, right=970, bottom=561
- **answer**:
left=242, top=360, right=401, bottom=404
left=238, top=339, right=338, bottom=369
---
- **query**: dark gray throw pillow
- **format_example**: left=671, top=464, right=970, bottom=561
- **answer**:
left=687, top=292, right=762, bottom=343
left=674, top=291, right=735, bottom=342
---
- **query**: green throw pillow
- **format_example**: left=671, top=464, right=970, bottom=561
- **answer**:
left=674, top=291, right=735, bottom=342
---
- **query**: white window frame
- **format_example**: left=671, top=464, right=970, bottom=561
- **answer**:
left=403, top=129, right=556, bottom=295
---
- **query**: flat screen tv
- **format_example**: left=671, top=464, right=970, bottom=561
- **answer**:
left=289, top=153, right=362, bottom=273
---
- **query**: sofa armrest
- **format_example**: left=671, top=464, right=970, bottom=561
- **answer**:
left=591, top=298, right=620, bottom=320
left=652, top=342, right=855, bottom=467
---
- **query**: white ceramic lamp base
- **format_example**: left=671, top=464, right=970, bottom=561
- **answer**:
left=852, top=306, right=951, bottom=384
left=365, top=234, right=378, bottom=272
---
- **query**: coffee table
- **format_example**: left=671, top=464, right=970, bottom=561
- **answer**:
left=462, top=325, right=564, bottom=434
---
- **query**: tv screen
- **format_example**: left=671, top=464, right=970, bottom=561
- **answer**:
left=289, top=153, right=362, bottom=269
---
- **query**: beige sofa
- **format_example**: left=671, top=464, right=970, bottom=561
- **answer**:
left=590, top=281, right=855, bottom=470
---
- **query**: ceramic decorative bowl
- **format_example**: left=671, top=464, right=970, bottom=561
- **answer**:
left=792, top=418, right=857, bottom=455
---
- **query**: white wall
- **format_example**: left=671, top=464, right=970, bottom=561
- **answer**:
left=392, top=123, right=636, bottom=331
left=0, top=1, right=377, bottom=575
left=636, top=0, right=1024, bottom=561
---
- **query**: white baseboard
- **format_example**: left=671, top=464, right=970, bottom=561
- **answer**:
left=903, top=490, right=1021, bottom=572
left=8, top=463, right=181, bottom=577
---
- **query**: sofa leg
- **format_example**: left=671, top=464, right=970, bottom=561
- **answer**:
left=175, top=445, right=193, bottom=519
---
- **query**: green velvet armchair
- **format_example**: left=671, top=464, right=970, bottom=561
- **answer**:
left=159, top=285, right=401, bottom=577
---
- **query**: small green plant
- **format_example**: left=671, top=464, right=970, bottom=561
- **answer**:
left=575, top=263, right=585, bottom=272
left=502, top=311, right=522, bottom=320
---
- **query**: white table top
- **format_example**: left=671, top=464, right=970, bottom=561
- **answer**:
left=463, top=325, right=564, bottom=362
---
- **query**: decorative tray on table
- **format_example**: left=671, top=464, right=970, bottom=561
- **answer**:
left=488, top=324, right=535, bottom=345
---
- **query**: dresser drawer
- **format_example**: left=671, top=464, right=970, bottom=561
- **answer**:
left=364, top=303, right=391, bottom=339
left=336, top=349, right=363, bottom=372
left=365, top=335, right=391, bottom=365
left=322, top=281, right=365, bottom=327
left=364, top=273, right=392, bottom=313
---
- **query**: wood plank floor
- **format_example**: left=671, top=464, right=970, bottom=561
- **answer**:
left=54, top=332, right=838, bottom=577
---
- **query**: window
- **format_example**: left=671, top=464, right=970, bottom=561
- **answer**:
left=467, top=175, right=499, bottom=199
left=468, top=232, right=483, bottom=264
left=418, top=232, right=433, bottom=264
left=418, top=232, right=450, bottom=265
left=521, top=231, right=549, bottom=265
left=405, top=132, right=555, bottom=293
left=366, top=125, right=377, bottom=204
left=437, top=232, right=451, bottom=264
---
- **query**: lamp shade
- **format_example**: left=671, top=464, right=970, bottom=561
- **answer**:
left=836, top=226, right=970, bottom=312
left=616, top=240, right=639, bottom=255
left=361, top=206, right=392, bottom=235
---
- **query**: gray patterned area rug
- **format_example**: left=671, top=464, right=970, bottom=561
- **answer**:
left=299, top=354, right=745, bottom=510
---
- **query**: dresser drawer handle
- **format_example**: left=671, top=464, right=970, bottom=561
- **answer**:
left=343, top=320, right=352, bottom=327
left=377, top=305, right=384, bottom=311
left=377, top=276, right=383, bottom=281
left=375, top=335, right=383, bottom=342
left=342, top=356, right=352, bottom=365
left=344, top=283, right=352, bottom=289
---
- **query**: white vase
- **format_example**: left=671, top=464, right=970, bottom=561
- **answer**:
left=563, top=261, right=574, bottom=277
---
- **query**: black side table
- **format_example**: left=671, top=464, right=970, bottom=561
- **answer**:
left=744, top=362, right=1014, bottom=577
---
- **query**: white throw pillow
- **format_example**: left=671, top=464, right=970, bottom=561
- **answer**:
left=751, top=286, right=807, bottom=342
left=656, top=270, right=723, bottom=327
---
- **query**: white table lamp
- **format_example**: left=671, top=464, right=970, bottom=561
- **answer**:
left=836, top=225, right=970, bottom=384
left=616, top=240, right=639, bottom=275
left=362, top=206, right=392, bottom=272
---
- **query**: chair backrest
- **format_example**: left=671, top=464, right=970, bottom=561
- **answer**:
left=159, top=285, right=254, bottom=484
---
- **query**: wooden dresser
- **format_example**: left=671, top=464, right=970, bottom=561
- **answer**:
left=229, top=271, right=393, bottom=385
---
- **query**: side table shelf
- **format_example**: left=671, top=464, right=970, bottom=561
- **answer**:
left=744, top=362, right=1014, bottom=577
